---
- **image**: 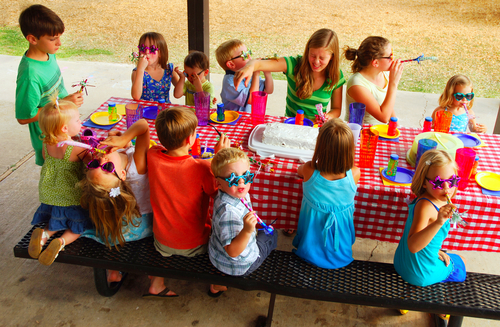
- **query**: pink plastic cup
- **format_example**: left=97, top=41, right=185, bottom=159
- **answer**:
left=194, top=91, right=210, bottom=126
left=455, top=148, right=477, bottom=191
left=125, top=103, right=143, bottom=129
left=251, top=91, right=268, bottom=126
left=358, top=128, right=379, bottom=168
left=434, top=110, right=453, bottom=133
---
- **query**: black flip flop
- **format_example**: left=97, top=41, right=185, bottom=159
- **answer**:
left=142, top=287, right=179, bottom=299
left=207, top=289, right=224, bottom=298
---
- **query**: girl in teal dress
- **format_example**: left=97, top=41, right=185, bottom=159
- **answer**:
left=28, top=98, right=92, bottom=266
left=293, top=118, right=361, bottom=269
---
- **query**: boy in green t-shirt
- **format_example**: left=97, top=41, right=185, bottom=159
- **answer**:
left=15, top=4, right=83, bottom=166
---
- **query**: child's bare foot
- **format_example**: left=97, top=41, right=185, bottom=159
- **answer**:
left=107, top=270, right=122, bottom=283
left=142, top=276, right=178, bottom=298
left=208, top=284, right=227, bottom=298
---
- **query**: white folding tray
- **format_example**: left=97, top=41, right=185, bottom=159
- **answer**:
left=247, top=124, right=314, bottom=162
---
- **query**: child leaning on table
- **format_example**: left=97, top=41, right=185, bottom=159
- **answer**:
left=145, top=107, right=230, bottom=298
left=28, top=98, right=92, bottom=266
left=174, top=50, right=217, bottom=108
left=79, top=119, right=153, bottom=284
left=16, top=4, right=84, bottom=166
left=208, top=148, right=278, bottom=289
left=431, top=74, right=487, bottom=133
left=215, top=39, right=274, bottom=113
left=131, top=32, right=180, bottom=102
left=292, top=118, right=360, bottom=269
left=394, top=149, right=467, bottom=287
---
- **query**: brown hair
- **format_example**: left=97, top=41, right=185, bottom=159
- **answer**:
left=438, top=74, right=475, bottom=110
left=411, top=150, right=458, bottom=197
left=184, top=50, right=209, bottom=70
left=344, top=36, right=390, bottom=73
left=155, top=106, right=198, bottom=150
left=295, top=29, right=340, bottom=99
left=79, top=175, right=141, bottom=249
left=138, top=32, right=169, bottom=69
left=211, top=148, right=249, bottom=177
left=311, top=118, right=354, bottom=175
left=215, top=39, right=244, bottom=70
left=19, top=4, right=65, bottom=39
left=39, top=97, right=78, bottom=145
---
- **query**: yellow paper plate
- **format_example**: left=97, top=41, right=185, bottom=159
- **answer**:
left=116, top=104, right=126, bottom=115
left=370, top=124, right=400, bottom=139
left=210, top=111, right=240, bottom=124
left=90, top=112, right=122, bottom=126
left=475, top=172, right=500, bottom=191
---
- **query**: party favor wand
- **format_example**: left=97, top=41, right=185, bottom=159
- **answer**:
left=240, top=198, right=274, bottom=235
left=445, top=194, right=468, bottom=229
left=401, top=54, right=438, bottom=64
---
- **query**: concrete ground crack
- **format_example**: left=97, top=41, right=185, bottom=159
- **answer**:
left=0, top=151, right=34, bottom=183
left=368, top=241, right=379, bottom=261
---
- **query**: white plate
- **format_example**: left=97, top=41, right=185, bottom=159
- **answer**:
left=247, top=124, right=314, bottom=162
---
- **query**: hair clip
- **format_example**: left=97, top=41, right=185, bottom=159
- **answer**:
left=55, top=96, right=60, bottom=108
left=425, top=160, right=432, bottom=166
left=109, top=187, right=121, bottom=198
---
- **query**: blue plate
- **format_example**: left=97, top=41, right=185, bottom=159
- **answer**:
left=452, top=133, right=481, bottom=147
left=143, top=106, right=159, bottom=120
left=284, top=117, right=314, bottom=127
left=382, top=167, right=414, bottom=184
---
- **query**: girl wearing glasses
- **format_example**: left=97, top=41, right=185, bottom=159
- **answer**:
left=394, top=150, right=467, bottom=288
left=131, top=32, right=180, bottom=102
left=80, top=119, right=153, bottom=285
left=28, top=98, right=92, bottom=266
left=432, top=74, right=487, bottom=133
left=343, top=36, right=404, bottom=125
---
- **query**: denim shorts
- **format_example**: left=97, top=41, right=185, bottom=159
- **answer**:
left=243, top=229, right=278, bottom=276
left=441, top=253, right=467, bottom=283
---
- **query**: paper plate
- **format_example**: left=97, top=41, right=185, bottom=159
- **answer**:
left=381, top=167, right=414, bottom=184
left=475, top=172, right=500, bottom=191
left=90, top=112, right=122, bottom=126
left=143, top=106, right=159, bottom=120
left=210, top=111, right=240, bottom=124
left=190, top=147, right=214, bottom=159
left=284, top=117, right=314, bottom=127
left=370, top=124, right=400, bottom=139
left=452, top=133, right=481, bottom=148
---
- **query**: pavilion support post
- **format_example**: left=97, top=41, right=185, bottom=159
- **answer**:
left=187, top=0, right=210, bottom=79
left=494, top=104, right=500, bottom=134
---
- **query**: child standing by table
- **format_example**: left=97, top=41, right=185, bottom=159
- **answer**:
left=208, top=148, right=278, bottom=294
left=234, top=28, right=345, bottom=120
left=431, top=74, right=487, bottom=133
left=174, top=51, right=217, bottom=108
left=394, top=149, right=467, bottom=287
left=28, top=98, right=92, bottom=266
left=215, top=39, right=274, bottom=112
left=131, top=32, right=180, bottom=102
left=293, top=118, right=360, bottom=269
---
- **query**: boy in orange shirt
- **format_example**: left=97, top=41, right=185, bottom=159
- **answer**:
left=146, top=106, right=230, bottom=297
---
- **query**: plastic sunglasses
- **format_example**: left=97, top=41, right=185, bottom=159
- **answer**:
left=87, top=159, right=122, bottom=181
left=378, top=53, right=393, bottom=60
left=138, top=44, right=158, bottom=54
left=453, top=92, right=474, bottom=101
left=425, top=174, right=461, bottom=189
left=231, top=49, right=252, bottom=60
left=219, top=170, right=255, bottom=187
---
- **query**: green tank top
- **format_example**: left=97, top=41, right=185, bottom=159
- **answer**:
left=39, top=144, right=84, bottom=206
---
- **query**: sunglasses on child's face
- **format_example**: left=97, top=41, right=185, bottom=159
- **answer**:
left=378, top=53, right=393, bottom=60
left=87, top=159, right=122, bottom=181
left=425, top=174, right=461, bottom=190
left=219, top=170, right=255, bottom=187
left=453, top=92, right=474, bottom=102
left=138, top=44, right=158, bottom=54
left=231, top=49, right=252, bottom=61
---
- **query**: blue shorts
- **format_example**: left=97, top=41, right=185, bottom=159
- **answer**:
left=243, top=229, right=278, bottom=276
left=441, top=253, right=467, bottom=283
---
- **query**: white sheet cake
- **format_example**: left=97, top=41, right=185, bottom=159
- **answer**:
left=262, top=122, right=319, bottom=150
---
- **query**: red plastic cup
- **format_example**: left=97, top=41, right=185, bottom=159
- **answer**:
left=358, top=128, right=379, bottom=168
left=251, top=91, right=267, bottom=126
left=434, top=110, right=453, bottom=133
left=455, top=148, right=477, bottom=191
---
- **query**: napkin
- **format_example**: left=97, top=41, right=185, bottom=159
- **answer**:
left=83, top=120, right=119, bottom=130
left=379, top=136, right=400, bottom=143
left=480, top=187, right=500, bottom=197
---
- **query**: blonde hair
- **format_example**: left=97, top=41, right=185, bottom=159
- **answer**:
left=311, top=118, right=354, bottom=175
left=79, top=175, right=141, bottom=249
left=215, top=39, right=244, bottom=70
left=344, top=36, right=390, bottom=73
left=295, top=29, right=340, bottom=99
left=138, top=32, right=169, bottom=70
left=155, top=106, right=198, bottom=150
left=39, top=97, right=78, bottom=145
left=438, top=74, right=475, bottom=110
left=211, top=147, right=249, bottom=177
left=411, top=150, right=458, bottom=197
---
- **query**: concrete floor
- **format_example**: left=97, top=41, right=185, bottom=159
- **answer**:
left=1, top=55, right=499, bottom=326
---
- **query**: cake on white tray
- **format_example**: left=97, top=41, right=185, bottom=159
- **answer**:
left=262, top=122, right=318, bottom=151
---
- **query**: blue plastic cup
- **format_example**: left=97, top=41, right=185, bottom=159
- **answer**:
left=349, top=102, right=366, bottom=126
left=415, top=139, right=438, bottom=169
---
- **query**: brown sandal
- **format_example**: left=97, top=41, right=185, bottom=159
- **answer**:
left=28, top=228, right=48, bottom=259
left=38, top=238, right=65, bottom=266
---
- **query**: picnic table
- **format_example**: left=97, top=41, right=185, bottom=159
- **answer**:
left=86, top=97, right=500, bottom=253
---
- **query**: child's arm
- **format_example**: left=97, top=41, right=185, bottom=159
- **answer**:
left=352, top=166, right=361, bottom=184
left=263, top=71, right=274, bottom=94
left=63, top=92, right=84, bottom=108
left=131, top=56, right=149, bottom=100
left=171, top=65, right=181, bottom=87
left=247, top=72, right=261, bottom=105
left=407, top=201, right=455, bottom=253
left=224, top=211, right=257, bottom=258
left=467, top=109, right=487, bottom=133
left=234, top=58, right=287, bottom=89
left=326, top=86, right=343, bottom=120
left=213, top=133, right=231, bottom=153
left=17, top=107, right=42, bottom=125
left=297, top=161, right=314, bottom=181
left=173, top=67, right=186, bottom=99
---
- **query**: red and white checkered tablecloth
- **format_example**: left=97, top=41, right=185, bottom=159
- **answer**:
left=84, top=97, right=500, bottom=252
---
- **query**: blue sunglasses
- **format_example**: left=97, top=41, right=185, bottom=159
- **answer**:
left=218, top=170, right=254, bottom=187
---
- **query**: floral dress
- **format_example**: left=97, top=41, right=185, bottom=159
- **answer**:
left=134, top=63, right=174, bottom=103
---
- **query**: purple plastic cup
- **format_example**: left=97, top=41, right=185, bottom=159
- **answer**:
left=194, top=91, right=210, bottom=126
left=349, top=102, right=366, bottom=126
left=125, top=103, right=143, bottom=129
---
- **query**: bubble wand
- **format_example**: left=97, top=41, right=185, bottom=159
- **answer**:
left=401, top=54, right=438, bottom=64
left=57, top=140, right=106, bottom=154
left=72, top=78, right=95, bottom=96
left=240, top=198, right=274, bottom=235
left=445, top=193, right=468, bottom=229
